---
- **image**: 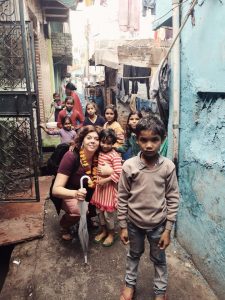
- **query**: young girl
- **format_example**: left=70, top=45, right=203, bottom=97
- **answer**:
left=117, top=111, right=143, bottom=159
left=103, top=104, right=124, bottom=148
left=40, top=116, right=76, bottom=145
left=91, top=129, right=122, bottom=247
left=83, top=102, right=105, bottom=127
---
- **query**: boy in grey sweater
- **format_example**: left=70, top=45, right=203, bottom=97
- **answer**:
left=118, top=116, right=179, bottom=300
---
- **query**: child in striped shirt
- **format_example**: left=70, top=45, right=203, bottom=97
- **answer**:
left=91, top=128, right=122, bottom=247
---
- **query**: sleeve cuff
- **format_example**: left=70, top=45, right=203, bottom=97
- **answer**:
left=165, top=220, right=174, bottom=231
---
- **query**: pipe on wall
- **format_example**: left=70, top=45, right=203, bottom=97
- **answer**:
left=172, top=0, right=181, bottom=169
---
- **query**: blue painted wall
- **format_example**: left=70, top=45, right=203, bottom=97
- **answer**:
left=152, top=0, right=172, bottom=30
left=167, top=1, right=225, bottom=298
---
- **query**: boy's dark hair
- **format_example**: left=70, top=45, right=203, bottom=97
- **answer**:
left=104, top=104, right=118, bottom=121
left=99, top=128, right=117, bottom=145
left=136, top=116, right=166, bottom=139
left=61, top=116, right=72, bottom=126
left=65, top=82, right=77, bottom=91
left=126, top=111, right=143, bottom=138
left=65, top=96, right=74, bottom=104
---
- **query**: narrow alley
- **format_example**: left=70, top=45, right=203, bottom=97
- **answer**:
left=1, top=0, right=225, bottom=299
left=0, top=179, right=217, bottom=300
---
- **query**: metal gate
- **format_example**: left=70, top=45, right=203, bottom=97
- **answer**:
left=0, top=0, right=41, bottom=202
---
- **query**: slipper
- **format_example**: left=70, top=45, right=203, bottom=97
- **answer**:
left=102, top=234, right=118, bottom=247
left=93, top=236, right=106, bottom=244
left=93, top=233, right=107, bottom=244
left=62, top=233, right=73, bottom=241
left=120, top=285, right=136, bottom=300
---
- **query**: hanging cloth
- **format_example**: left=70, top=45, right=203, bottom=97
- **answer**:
left=118, top=0, right=140, bottom=32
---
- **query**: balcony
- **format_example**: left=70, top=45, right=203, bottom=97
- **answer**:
left=51, top=32, right=73, bottom=65
left=41, top=0, right=78, bottom=22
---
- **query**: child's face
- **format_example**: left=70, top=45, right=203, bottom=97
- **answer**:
left=65, top=99, right=74, bottom=111
left=128, top=114, right=140, bottom=130
left=137, top=130, right=162, bottom=159
left=100, top=139, right=113, bottom=153
left=105, top=109, right=115, bottom=123
left=87, top=104, right=96, bottom=116
left=63, top=120, right=72, bottom=131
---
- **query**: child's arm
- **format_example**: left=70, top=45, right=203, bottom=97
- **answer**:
left=97, top=154, right=122, bottom=186
left=39, top=124, right=60, bottom=136
left=116, top=138, right=130, bottom=153
left=158, top=164, right=179, bottom=249
left=112, top=123, right=124, bottom=148
left=118, top=167, right=131, bottom=244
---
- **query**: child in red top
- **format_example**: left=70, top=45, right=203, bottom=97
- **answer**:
left=91, top=128, right=122, bottom=247
left=57, top=96, right=84, bottom=130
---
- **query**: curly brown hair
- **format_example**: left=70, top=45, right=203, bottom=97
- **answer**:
left=74, top=125, right=100, bottom=151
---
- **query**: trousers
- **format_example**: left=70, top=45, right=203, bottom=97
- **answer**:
left=125, top=221, right=168, bottom=295
left=96, top=208, right=115, bottom=230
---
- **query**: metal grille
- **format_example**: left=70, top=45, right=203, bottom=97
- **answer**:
left=0, top=0, right=40, bottom=202
left=0, top=117, right=39, bottom=201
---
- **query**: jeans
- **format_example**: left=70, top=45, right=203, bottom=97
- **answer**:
left=125, top=221, right=168, bottom=296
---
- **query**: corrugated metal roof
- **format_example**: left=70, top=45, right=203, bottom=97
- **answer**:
left=56, top=0, right=77, bottom=10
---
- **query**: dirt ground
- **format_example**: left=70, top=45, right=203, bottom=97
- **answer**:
left=0, top=198, right=218, bottom=300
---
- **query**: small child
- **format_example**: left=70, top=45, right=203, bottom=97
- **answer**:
left=40, top=116, right=76, bottom=145
left=91, top=129, right=122, bottom=247
left=83, top=102, right=105, bottom=128
left=118, top=116, right=179, bottom=300
left=103, top=104, right=124, bottom=148
left=88, top=88, right=96, bottom=102
left=117, top=111, right=143, bottom=160
left=95, top=87, right=105, bottom=116
left=57, top=96, right=84, bottom=129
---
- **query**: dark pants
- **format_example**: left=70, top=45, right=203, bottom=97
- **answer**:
left=125, top=221, right=168, bottom=296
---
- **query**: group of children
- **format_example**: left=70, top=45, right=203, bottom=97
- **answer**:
left=43, top=97, right=179, bottom=300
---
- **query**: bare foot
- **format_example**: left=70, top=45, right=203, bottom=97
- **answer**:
left=120, top=286, right=135, bottom=300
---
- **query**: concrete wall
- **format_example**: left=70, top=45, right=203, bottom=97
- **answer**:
left=170, top=1, right=225, bottom=298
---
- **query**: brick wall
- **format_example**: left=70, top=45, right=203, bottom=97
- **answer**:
left=51, top=32, right=73, bottom=65
left=26, top=0, right=53, bottom=122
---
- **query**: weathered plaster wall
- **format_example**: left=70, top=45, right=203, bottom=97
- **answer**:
left=171, top=1, right=225, bottom=298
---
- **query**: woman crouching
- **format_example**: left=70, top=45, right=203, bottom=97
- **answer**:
left=52, top=125, right=100, bottom=240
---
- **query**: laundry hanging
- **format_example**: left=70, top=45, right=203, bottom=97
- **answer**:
left=142, top=0, right=156, bottom=16
left=123, top=65, right=151, bottom=99
left=118, top=0, right=140, bottom=32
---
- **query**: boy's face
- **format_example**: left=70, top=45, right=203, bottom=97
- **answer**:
left=137, top=130, right=162, bottom=159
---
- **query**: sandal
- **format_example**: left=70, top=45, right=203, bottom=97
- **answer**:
left=102, top=233, right=118, bottom=247
left=120, top=286, right=136, bottom=300
left=61, top=229, right=73, bottom=241
left=94, top=232, right=107, bottom=244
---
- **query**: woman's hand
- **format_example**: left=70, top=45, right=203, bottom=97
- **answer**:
left=76, top=188, right=87, bottom=201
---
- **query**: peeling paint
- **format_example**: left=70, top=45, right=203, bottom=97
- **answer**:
left=166, top=1, right=225, bottom=299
